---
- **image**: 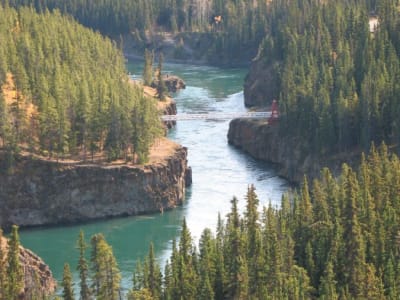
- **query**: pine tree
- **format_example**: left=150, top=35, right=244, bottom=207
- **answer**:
left=62, top=263, right=75, bottom=300
left=156, top=53, right=168, bottom=101
left=0, top=229, right=6, bottom=300
left=243, top=184, right=263, bottom=297
left=225, top=197, right=246, bottom=299
left=6, top=225, right=23, bottom=300
left=198, top=229, right=216, bottom=300
left=90, top=233, right=121, bottom=300
left=341, top=165, right=367, bottom=298
left=144, top=243, right=162, bottom=299
left=319, top=260, right=338, bottom=300
left=76, top=230, right=91, bottom=300
left=0, top=93, right=11, bottom=149
left=179, top=218, right=192, bottom=264
left=142, top=49, right=153, bottom=86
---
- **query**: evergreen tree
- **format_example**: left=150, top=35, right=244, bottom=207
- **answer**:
left=144, top=243, right=162, bottom=300
left=0, top=229, right=6, bottom=300
left=90, top=233, right=121, bottom=300
left=156, top=53, right=168, bottom=101
left=319, top=260, right=338, bottom=300
left=76, top=230, right=91, bottom=300
left=6, top=225, right=23, bottom=300
left=142, top=49, right=153, bottom=86
left=62, top=263, right=75, bottom=300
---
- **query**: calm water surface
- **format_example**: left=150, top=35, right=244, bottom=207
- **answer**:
left=20, top=62, right=290, bottom=291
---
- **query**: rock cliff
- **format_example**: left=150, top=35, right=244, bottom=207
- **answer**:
left=0, top=142, right=191, bottom=229
left=152, top=75, right=186, bottom=93
left=227, top=119, right=345, bottom=183
left=243, top=58, right=280, bottom=107
left=0, top=236, right=56, bottom=299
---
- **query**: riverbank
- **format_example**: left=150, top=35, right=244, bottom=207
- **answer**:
left=0, top=81, right=191, bottom=230
left=0, top=138, right=191, bottom=229
left=227, top=118, right=359, bottom=183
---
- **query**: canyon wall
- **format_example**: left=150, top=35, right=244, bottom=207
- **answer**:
left=228, top=119, right=345, bottom=183
left=0, top=145, right=191, bottom=229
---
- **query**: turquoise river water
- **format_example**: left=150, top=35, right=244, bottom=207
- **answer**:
left=19, top=61, right=290, bottom=291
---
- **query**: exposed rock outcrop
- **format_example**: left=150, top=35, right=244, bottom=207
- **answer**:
left=243, top=58, right=280, bottom=107
left=228, top=118, right=346, bottom=183
left=0, top=236, right=56, bottom=299
left=158, top=97, right=177, bottom=129
left=0, top=142, right=191, bottom=229
left=152, top=75, right=186, bottom=93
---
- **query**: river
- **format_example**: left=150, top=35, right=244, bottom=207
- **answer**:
left=19, top=62, right=290, bottom=291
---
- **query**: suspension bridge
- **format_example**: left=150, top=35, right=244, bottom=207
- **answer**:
left=161, top=111, right=271, bottom=121
left=161, top=100, right=280, bottom=122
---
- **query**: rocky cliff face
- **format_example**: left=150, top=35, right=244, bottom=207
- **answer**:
left=152, top=75, right=186, bottom=93
left=243, top=58, right=280, bottom=107
left=0, top=145, right=191, bottom=229
left=159, top=98, right=177, bottom=129
left=227, top=119, right=344, bottom=183
left=0, top=236, right=56, bottom=299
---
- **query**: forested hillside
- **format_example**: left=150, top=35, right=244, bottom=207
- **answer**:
left=249, top=0, right=400, bottom=156
left=131, top=144, right=400, bottom=299
left=3, top=0, right=271, bottom=64
left=0, top=5, right=162, bottom=166
left=52, top=144, right=400, bottom=299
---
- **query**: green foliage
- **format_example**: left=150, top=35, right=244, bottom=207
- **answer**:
left=3, top=144, right=400, bottom=299
left=6, top=225, right=23, bottom=300
left=0, top=5, right=162, bottom=162
left=4, top=0, right=271, bottom=64
left=62, top=263, right=75, bottom=300
left=143, top=49, right=154, bottom=87
left=255, top=0, right=400, bottom=155
left=90, top=233, right=121, bottom=300
left=156, top=53, right=168, bottom=101
left=0, top=229, right=6, bottom=300
left=76, top=230, right=91, bottom=300
left=128, top=144, right=400, bottom=299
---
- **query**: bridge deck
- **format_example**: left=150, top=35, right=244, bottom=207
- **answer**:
left=161, top=111, right=271, bottom=121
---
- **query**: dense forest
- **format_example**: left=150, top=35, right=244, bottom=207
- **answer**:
left=125, top=144, right=400, bottom=299
left=3, top=145, right=399, bottom=299
left=1, top=0, right=400, bottom=299
left=9, top=144, right=390, bottom=299
left=254, top=0, right=400, bottom=155
left=3, top=0, right=271, bottom=63
left=0, top=5, right=162, bottom=166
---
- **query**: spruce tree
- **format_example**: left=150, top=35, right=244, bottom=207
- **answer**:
left=6, top=225, right=23, bottom=300
left=198, top=229, right=216, bottom=300
left=319, top=260, right=338, bottom=300
left=62, top=263, right=75, bottom=300
left=144, top=243, right=162, bottom=299
left=90, top=233, right=121, bottom=300
left=0, top=229, right=6, bottom=300
left=142, top=49, right=153, bottom=86
left=76, top=230, right=91, bottom=300
left=156, top=53, right=168, bottom=101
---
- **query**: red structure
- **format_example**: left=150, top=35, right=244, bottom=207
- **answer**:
left=268, top=99, right=279, bottom=124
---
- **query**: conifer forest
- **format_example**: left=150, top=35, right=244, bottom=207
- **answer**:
left=1, top=0, right=400, bottom=299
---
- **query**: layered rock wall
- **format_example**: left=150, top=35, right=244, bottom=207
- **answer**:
left=0, top=146, right=191, bottom=229
left=227, top=119, right=340, bottom=183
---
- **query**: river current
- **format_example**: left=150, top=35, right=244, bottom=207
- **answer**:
left=20, top=62, right=290, bottom=290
